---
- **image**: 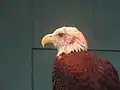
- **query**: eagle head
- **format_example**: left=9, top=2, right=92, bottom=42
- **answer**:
left=41, top=26, right=88, bottom=56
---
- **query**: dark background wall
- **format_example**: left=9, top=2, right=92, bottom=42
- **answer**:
left=0, top=0, right=120, bottom=90
left=0, top=0, right=32, bottom=90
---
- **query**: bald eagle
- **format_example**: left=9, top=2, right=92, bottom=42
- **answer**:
left=41, top=26, right=120, bottom=90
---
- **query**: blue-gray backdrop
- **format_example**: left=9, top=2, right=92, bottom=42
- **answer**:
left=0, top=0, right=120, bottom=90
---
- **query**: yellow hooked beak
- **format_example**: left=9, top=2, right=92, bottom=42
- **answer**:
left=41, top=34, right=56, bottom=47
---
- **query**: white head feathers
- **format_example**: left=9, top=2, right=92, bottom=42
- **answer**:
left=52, top=26, right=88, bottom=56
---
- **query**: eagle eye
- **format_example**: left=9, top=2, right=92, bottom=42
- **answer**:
left=57, top=33, right=64, bottom=37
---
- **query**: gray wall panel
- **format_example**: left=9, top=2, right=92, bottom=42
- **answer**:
left=33, top=50, right=56, bottom=90
left=0, top=0, right=32, bottom=90
left=94, top=0, right=120, bottom=49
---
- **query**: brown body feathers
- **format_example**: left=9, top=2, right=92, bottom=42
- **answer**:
left=52, top=52, right=120, bottom=90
